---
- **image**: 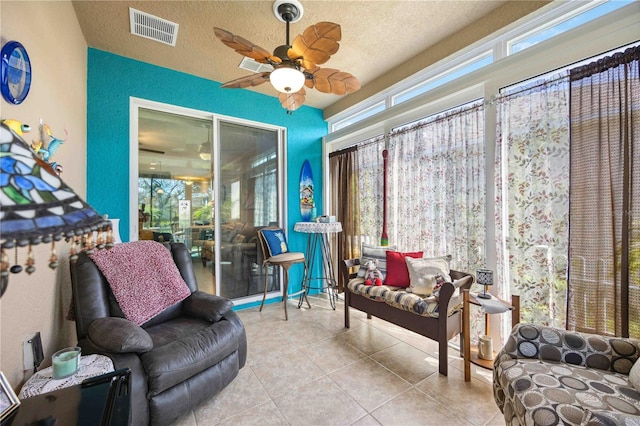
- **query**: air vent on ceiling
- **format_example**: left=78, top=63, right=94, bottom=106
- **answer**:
left=130, top=8, right=179, bottom=47
left=239, top=57, right=274, bottom=73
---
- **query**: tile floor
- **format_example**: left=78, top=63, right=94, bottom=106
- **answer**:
left=173, top=294, right=506, bottom=426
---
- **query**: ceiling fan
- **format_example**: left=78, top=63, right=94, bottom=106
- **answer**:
left=214, top=0, right=360, bottom=113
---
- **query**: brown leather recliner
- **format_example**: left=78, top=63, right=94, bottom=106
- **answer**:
left=70, top=242, right=247, bottom=426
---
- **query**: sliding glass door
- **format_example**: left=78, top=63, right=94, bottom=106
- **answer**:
left=215, top=120, right=284, bottom=299
left=132, top=100, right=285, bottom=302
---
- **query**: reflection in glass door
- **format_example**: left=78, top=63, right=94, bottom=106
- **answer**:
left=137, top=108, right=215, bottom=294
left=216, top=120, right=282, bottom=299
left=133, top=102, right=285, bottom=302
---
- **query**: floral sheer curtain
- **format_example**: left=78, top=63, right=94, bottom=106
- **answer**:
left=356, top=136, right=386, bottom=245
left=494, top=75, right=570, bottom=330
left=568, top=46, right=640, bottom=338
left=387, top=101, right=485, bottom=272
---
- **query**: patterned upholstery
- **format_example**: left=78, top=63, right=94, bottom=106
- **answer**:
left=347, top=278, right=463, bottom=318
left=494, top=323, right=640, bottom=425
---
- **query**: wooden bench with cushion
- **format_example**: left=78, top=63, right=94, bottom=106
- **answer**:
left=342, top=257, right=473, bottom=376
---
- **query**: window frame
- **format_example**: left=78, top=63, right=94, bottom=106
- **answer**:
left=326, top=0, right=638, bottom=135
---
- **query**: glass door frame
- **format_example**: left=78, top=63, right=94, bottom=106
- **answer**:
left=129, top=97, right=288, bottom=303
left=212, top=114, right=288, bottom=302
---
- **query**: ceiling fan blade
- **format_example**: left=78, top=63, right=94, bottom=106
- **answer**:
left=278, top=88, right=306, bottom=113
left=220, top=72, right=270, bottom=89
left=214, top=27, right=281, bottom=65
left=306, top=67, right=360, bottom=95
left=290, top=22, right=341, bottom=70
left=139, top=147, right=165, bottom=155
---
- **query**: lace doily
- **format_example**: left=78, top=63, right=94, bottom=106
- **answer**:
left=19, top=354, right=114, bottom=398
left=294, top=222, right=343, bottom=234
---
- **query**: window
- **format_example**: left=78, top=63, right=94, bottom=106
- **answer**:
left=508, top=0, right=634, bottom=54
left=327, top=0, right=634, bottom=134
left=332, top=101, right=385, bottom=132
left=392, top=53, right=493, bottom=105
left=326, top=0, right=638, bottom=344
left=230, top=181, right=240, bottom=219
left=251, top=152, right=278, bottom=227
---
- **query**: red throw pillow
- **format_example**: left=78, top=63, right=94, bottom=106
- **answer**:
left=385, top=251, right=423, bottom=287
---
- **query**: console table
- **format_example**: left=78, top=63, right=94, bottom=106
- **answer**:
left=462, top=289, right=520, bottom=382
left=294, top=221, right=342, bottom=309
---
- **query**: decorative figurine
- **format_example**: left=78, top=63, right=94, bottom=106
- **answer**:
left=0, top=118, right=30, bottom=136
left=38, top=123, right=67, bottom=161
left=33, top=122, right=68, bottom=175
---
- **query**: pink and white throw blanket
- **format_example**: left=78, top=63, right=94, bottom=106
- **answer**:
left=90, top=240, right=191, bottom=325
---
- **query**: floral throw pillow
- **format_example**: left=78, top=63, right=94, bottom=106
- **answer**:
left=405, top=256, right=451, bottom=296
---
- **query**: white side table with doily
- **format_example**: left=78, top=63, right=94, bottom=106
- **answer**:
left=294, top=221, right=343, bottom=310
left=19, top=354, right=114, bottom=398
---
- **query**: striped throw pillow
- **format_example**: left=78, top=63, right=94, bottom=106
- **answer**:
left=357, top=243, right=397, bottom=279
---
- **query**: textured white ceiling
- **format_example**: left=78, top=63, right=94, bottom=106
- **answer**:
left=71, top=0, right=548, bottom=180
left=72, top=0, right=513, bottom=111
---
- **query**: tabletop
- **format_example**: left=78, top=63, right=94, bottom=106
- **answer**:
left=294, top=222, right=343, bottom=234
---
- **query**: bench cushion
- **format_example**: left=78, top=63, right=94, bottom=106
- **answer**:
left=347, top=278, right=462, bottom=318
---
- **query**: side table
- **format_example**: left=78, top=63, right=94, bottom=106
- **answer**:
left=6, top=368, right=130, bottom=426
left=462, top=289, right=520, bottom=382
left=19, top=354, right=114, bottom=398
left=294, top=221, right=342, bottom=310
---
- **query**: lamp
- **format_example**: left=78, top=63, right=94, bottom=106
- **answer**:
left=476, top=268, right=493, bottom=299
left=198, top=141, right=211, bottom=161
left=270, top=63, right=305, bottom=93
left=0, top=123, right=112, bottom=297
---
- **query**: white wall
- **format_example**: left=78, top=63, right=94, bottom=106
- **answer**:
left=0, top=1, right=88, bottom=389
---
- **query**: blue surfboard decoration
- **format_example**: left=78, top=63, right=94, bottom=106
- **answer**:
left=300, top=160, right=314, bottom=222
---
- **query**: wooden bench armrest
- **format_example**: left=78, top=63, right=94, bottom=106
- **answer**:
left=342, top=258, right=361, bottom=285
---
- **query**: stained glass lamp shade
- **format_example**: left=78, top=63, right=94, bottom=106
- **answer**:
left=0, top=122, right=112, bottom=296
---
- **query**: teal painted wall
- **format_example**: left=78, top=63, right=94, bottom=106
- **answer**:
left=86, top=48, right=327, bottom=308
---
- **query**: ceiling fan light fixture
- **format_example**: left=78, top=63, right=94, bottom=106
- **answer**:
left=270, top=64, right=305, bottom=93
left=198, top=141, right=211, bottom=161
left=215, top=4, right=360, bottom=113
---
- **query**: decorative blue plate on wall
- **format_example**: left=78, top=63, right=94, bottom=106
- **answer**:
left=1, top=41, right=32, bottom=105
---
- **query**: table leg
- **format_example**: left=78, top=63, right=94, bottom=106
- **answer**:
left=485, top=313, right=490, bottom=336
left=299, top=233, right=318, bottom=308
left=298, top=231, right=339, bottom=310
left=320, top=233, right=337, bottom=310
left=463, top=289, right=471, bottom=382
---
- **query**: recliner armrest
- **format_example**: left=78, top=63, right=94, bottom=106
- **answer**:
left=183, top=291, right=233, bottom=322
left=88, top=317, right=153, bottom=353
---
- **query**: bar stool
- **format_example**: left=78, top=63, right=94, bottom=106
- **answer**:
left=257, top=227, right=309, bottom=320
